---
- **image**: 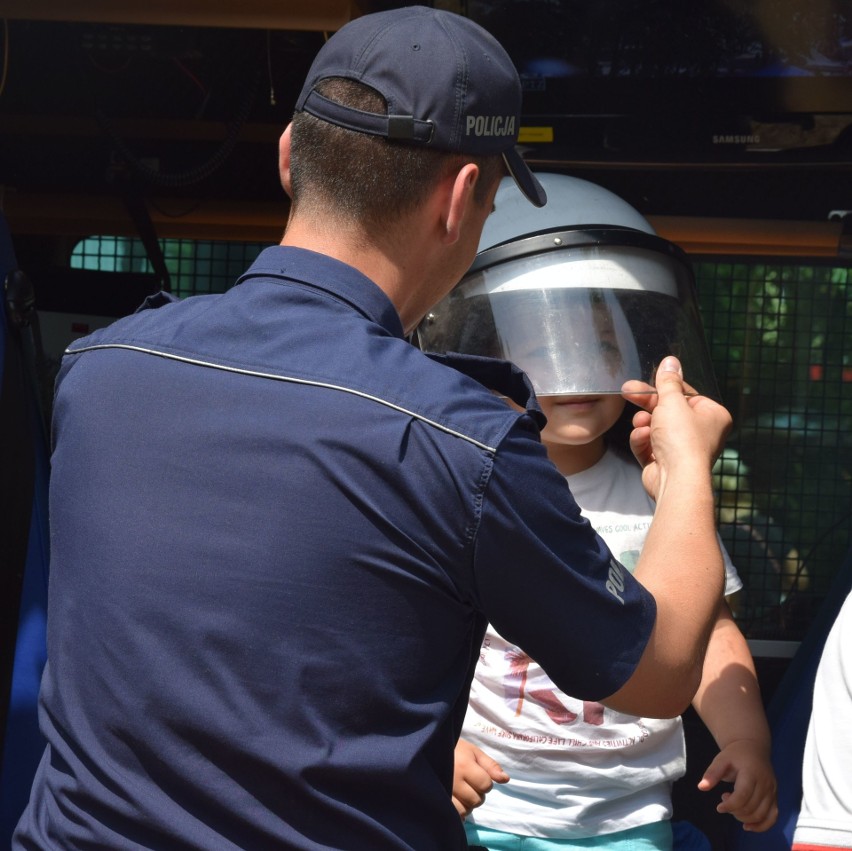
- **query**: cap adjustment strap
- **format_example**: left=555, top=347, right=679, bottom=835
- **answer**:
left=302, top=91, right=434, bottom=144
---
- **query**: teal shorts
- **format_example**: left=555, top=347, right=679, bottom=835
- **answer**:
left=464, top=820, right=673, bottom=851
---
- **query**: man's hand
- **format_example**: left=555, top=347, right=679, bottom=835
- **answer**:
left=622, top=356, right=732, bottom=502
left=698, top=739, right=779, bottom=832
left=452, top=739, right=509, bottom=818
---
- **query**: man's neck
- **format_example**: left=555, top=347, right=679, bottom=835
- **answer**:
left=280, top=211, right=452, bottom=335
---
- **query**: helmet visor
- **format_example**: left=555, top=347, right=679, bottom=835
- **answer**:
left=417, top=232, right=720, bottom=399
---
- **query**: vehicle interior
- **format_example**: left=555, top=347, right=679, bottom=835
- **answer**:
left=1, top=1, right=851, bottom=848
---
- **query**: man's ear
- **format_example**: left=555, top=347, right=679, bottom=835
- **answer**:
left=279, top=123, right=294, bottom=198
left=442, top=163, right=480, bottom=245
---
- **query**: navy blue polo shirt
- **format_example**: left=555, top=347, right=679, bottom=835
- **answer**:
left=15, top=247, right=655, bottom=850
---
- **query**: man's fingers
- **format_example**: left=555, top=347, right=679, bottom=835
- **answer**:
left=632, top=409, right=651, bottom=428
left=623, top=357, right=705, bottom=411
left=621, top=380, right=658, bottom=413
left=681, top=377, right=700, bottom=397
left=621, top=356, right=684, bottom=410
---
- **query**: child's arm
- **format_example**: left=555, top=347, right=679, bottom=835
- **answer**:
left=691, top=600, right=779, bottom=832
left=452, top=738, right=510, bottom=817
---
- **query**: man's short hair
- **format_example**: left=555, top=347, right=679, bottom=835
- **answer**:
left=289, top=78, right=504, bottom=229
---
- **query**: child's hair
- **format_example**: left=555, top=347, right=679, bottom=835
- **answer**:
left=604, top=399, right=641, bottom=465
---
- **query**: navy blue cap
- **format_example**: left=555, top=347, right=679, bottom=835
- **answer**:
left=295, top=5, right=546, bottom=208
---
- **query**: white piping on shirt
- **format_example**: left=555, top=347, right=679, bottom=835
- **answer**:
left=66, top=342, right=499, bottom=453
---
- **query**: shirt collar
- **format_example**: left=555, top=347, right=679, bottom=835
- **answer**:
left=237, top=245, right=405, bottom=339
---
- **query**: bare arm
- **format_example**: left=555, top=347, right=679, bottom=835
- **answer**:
left=693, top=602, right=778, bottom=832
left=602, top=357, right=732, bottom=717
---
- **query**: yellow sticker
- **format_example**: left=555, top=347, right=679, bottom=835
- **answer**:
left=518, top=126, right=554, bottom=144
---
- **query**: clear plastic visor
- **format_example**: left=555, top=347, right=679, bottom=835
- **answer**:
left=418, top=243, right=719, bottom=398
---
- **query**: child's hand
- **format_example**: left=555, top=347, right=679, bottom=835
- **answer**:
left=697, top=739, right=778, bottom=832
left=452, top=739, right=509, bottom=817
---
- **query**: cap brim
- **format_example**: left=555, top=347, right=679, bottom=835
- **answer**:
left=502, top=148, right=547, bottom=208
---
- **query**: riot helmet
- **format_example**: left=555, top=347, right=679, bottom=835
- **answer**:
left=416, top=173, right=720, bottom=398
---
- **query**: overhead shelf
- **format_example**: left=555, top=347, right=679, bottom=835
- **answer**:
left=2, top=190, right=846, bottom=257
left=0, top=0, right=358, bottom=31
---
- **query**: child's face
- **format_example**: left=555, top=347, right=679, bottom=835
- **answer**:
left=538, top=394, right=626, bottom=449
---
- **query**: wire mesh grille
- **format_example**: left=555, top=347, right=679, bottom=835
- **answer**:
left=695, top=259, right=852, bottom=640
left=71, top=236, right=266, bottom=297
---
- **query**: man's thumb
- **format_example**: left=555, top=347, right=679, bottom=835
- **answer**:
left=659, top=356, right=683, bottom=377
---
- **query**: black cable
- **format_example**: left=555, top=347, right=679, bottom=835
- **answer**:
left=96, top=60, right=261, bottom=189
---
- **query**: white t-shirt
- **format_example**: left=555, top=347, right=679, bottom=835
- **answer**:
left=463, top=448, right=742, bottom=839
left=793, top=590, right=852, bottom=849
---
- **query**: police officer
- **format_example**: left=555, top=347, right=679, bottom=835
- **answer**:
left=14, top=7, right=731, bottom=850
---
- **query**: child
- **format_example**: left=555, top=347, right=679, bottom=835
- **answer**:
left=420, top=173, right=778, bottom=849
left=454, top=393, right=777, bottom=849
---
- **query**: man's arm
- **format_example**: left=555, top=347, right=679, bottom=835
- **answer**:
left=603, top=357, right=733, bottom=717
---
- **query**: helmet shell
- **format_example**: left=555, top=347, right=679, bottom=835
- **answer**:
left=480, top=173, right=655, bottom=252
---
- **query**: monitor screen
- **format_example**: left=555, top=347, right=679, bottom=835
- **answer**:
left=460, top=0, right=852, bottom=160
left=465, top=0, right=852, bottom=112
